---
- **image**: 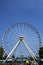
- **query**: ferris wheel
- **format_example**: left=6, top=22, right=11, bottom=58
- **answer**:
left=2, top=23, right=41, bottom=59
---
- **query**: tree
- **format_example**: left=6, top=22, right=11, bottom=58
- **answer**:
left=39, top=47, right=43, bottom=58
left=3, top=53, right=8, bottom=59
left=12, top=55, right=15, bottom=58
left=0, top=47, right=4, bottom=59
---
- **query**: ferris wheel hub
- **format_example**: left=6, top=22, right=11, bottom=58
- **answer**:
left=19, top=36, right=24, bottom=41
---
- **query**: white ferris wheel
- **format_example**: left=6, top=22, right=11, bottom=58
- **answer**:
left=2, top=23, right=41, bottom=61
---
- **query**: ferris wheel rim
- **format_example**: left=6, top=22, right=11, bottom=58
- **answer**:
left=1, top=23, right=42, bottom=56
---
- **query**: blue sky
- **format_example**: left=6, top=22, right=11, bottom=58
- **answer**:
left=0, top=0, right=43, bottom=47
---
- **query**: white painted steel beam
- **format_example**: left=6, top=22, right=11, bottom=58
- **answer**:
left=23, top=40, right=37, bottom=60
left=6, top=40, right=20, bottom=60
